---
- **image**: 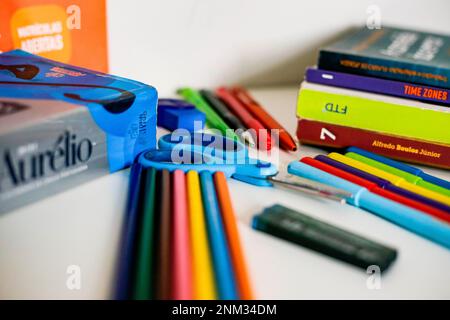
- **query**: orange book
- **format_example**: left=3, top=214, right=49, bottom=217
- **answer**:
left=0, top=0, right=108, bottom=72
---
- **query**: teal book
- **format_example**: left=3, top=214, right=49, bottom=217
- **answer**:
left=318, top=26, right=450, bottom=89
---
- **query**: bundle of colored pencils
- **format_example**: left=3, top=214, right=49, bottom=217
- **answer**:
left=115, top=163, right=253, bottom=300
left=177, top=87, right=298, bottom=152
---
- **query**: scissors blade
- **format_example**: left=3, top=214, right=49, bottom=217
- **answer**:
left=268, top=173, right=352, bottom=203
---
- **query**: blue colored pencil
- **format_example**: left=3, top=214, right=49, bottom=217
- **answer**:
left=288, top=161, right=450, bottom=250
left=115, top=161, right=143, bottom=299
left=199, top=171, right=238, bottom=300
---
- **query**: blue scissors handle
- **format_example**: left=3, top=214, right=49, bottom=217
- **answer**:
left=139, top=149, right=238, bottom=178
left=158, top=132, right=248, bottom=162
left=138, top=148, right=277, bottom=187
left=138, top=132, right=278, bottom=186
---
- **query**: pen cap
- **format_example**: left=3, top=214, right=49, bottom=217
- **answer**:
left=422, top=174, right=450, bottom=191
left=347, top=146, right=422, bottom=175
left=346, top=152, right=450, bottom=197
left=360, top=192, right=450, bottom=249
left=347, top=147, right=450, bottom=191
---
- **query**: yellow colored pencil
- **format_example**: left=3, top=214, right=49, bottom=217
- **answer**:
left=329, top=153, right=450, bottom=206
left=186, top=170, right=217, bottom=299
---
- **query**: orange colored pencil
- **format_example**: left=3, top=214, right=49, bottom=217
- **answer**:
left=213, top=172, right=253, bottom=299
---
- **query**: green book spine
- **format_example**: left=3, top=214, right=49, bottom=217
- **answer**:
left=297, top=88, right=450, bottom=145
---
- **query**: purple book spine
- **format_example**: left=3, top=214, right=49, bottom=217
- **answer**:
left=305, top=68, right=450, bottom=106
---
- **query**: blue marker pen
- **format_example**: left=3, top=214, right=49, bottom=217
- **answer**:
left=347, top=147, right=450, bottom=190
left=288, top=161, right=450, bottom=250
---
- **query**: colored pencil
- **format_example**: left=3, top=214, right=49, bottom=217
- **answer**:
left=315, top=155, right=450, bottom=213
left=177, top=87, right=240, bottom=141
left=156, top=169, right=172, bottom=299
left=115, top=161, right=143, bottom=300
left=232, top=86, right=297, bottom=152
left=216, top=87, right=271, bottom=150
left=200, top=171, right=238, bottom=299
left=132, top=167, right=157, bottom=299
left=200, top=89, right=255, bottom=147
left=302, top=157, right=450, bottom=224
left=172, top=170, right=193, bottom=299
left=345, top=151, right=450, bottom=197
left=214, top=172, right=253, bottom=299
left=346, top=146, right=450, bottom=190
left=186, top=171, right=217, bottom=300
left=288, top=161, right=450, bottom=250
left=329, top=153, right=450, bottom=206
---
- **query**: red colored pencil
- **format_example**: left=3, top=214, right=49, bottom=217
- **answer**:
left=232, top=86, right=297, bottom=152
left=172, top=170, right=192, bottom=299
left=300, top=157, right=450, bottom=224
left=216, top=87, right=271, bottom=150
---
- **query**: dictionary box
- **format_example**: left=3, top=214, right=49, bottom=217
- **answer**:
left=0, top=50, right=158, bottom=213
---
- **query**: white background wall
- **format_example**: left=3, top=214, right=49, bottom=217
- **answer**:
left=107, top=0, right=450, bottom=96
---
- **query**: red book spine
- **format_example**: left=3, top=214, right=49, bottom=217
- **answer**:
left=296, top=118, right=450, bottom=169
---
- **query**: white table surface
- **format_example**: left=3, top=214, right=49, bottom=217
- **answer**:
left=1, top=86, right=449, bottom=299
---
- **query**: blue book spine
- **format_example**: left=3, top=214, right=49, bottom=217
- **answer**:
left=318, top=51, right=450, bottom=90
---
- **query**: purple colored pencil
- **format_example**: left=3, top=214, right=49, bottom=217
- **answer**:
left=315, top=155, right=450, bottom=213
left=306, top=67, right=450, bottom=106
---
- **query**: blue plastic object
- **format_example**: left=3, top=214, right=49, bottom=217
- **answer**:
left=287, top=161, right=450, bottom=250
left=0, top=50, right=158, bottom=172
left=138, top=132, right=277, bottom=186
left=157, top=98, right=205, bottom=132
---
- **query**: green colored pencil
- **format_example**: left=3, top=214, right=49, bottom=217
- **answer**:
left=132, top=167, right=157, bottom=300
left=177, top=87, right=240, bottom=141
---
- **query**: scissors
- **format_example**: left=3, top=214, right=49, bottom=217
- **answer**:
left=138, top=132, right=351, bottom=202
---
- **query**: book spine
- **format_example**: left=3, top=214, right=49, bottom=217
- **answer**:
left=296, top=118, right=450, bottom=169
left=305, top=68, right=450, bottom=106
left=296, top=88, right=450, bottom=144
left=318, top=51, right=450, bottom=89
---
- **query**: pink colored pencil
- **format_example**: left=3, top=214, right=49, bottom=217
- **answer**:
left=172, top=170, right=192, bottom=299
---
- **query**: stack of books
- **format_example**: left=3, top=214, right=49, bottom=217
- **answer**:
left=296, top=26, right=450, bottom=169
